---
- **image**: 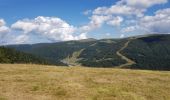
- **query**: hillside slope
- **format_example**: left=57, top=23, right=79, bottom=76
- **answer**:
left=0, top=64, right=169, bottom=100
left=0, top=47, right=48, bottom=65
left=116, top=37, right=136, bottom=68
left=122, top=34, right=170, bottom=70
left=7, top=34, right=170, bottom=70
left=8, top=39, right=128, bottom=67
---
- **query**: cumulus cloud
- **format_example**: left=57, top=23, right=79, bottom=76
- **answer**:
left=83, top=10, right=92, bottom=15
left=120, top=0, right=167, bottom=8
left=92, top=0, right=149, bottom=17
left=107, top=16, right=124, bottom=26
left=93, top=5, right=145, bottom=17
left=156, top=8, right=170, bottom=15
left=105, top=33, right=111, bottom=36
left=12, top=16, right=87, bottom=41
left=80, top=0, right=169, bottom=36
left=0, top=19, right=9, bottom=33
left=92, top=0, right=167, bottom=19
left=139, top=8, right=170, bottom=33
left=121, top=26, right=137, bottom=33
left=0, top=0, right=169, bottom=45
left=79, top=15, right=125, bottom=33
left=0, top=19, right=10, bottom=40
left=11, top=20, right=37, bottom=33
left=14, top=34, right=29, bottom=44
left=0, top=19, right=6, bottom=27
left=81, top=0, right=140, bottom=35
left=120, top=34, right=125, bottom=38
left=80, top=15, right=112, bottom=32
left=0, top=26, right=9, bottom=34
left=83, top=0, right=167, bottom=34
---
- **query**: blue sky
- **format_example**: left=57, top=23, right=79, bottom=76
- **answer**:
left=0, top=0, right=116, bottom=24
left=0, top=0, right=170, bottom=44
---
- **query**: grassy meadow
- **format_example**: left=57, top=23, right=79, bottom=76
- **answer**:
left=0, top=64, right=169, bottom=100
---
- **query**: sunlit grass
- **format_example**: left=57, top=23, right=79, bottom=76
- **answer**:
left=0, top=64, right=169, bottom=100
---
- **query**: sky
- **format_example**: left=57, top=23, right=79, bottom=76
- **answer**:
left=0, top=0, right=170, bottom=45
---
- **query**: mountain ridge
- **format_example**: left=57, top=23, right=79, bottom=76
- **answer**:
left=3, top=34, right=170, bottom=70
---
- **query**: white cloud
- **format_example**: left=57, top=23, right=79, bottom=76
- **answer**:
left=90, top=15, right=112, bottom=28
left=121, top=8, right=170, bottom=34
left=12, top=20, right=37, bottom=33
left=0, top=19, right=6, bottom=27
left=92, top=0, right=167, bottom=18
left=0, top=19, right=9, bottom=34
left=81, top=0, right=168, bottom=36
left=80, top=15, right=124, bottom=33
left=80, top=15, right=112, bottom=32
left=0, top=0, right=170, bottom=45
left=120, top=34, right=125, bottom=38
left=12, top=16, right=87, bottom=41
left=121, top=26, right=137, bottom=33
left=14, top=34, right=29, bottom=44
left=105, top=33, right=111, bottom=36
left=0, top=26, right=9, bottom=42
left=0, top=26, right=9, bottom=34
left=76, top=33, right=87, bottom=39
left=156, top=7, right=170, bottom=15
left=83, top=10, right=92, bottom=15
left=121, top=0, right=167, bottom=8
left=93, top=5, right=145, bottom=17
left=107, top=16, right=124, bottom=26
left=0, top=19, right=10, bottom=40
left=139, top=8, right=170, bottom=33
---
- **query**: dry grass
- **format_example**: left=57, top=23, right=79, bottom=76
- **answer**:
left=0, top=64, right=169, bottom=100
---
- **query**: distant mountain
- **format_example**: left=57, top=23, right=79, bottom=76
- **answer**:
left=122, top=34, right=170, bottom=70
left=6, top=34, right=170, bottom=70
left=76, top=38, right=97, bottom=42
left=0, top=47, right=48, bottom=65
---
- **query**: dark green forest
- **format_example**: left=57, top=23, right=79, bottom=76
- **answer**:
left=122, top=34, right=170, bottom=70
left=2, top=34, right=170, bottom=70
left=0, top=47, right=48, bottom=65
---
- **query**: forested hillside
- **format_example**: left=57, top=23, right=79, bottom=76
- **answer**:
left=6, top=34, right=170, bottom=70
left=122, top=34, right=170, bottom=70
left=0, top=47, right=48, bottom=65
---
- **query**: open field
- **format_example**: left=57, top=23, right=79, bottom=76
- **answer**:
left=0, top=64, right=169, bottom=100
